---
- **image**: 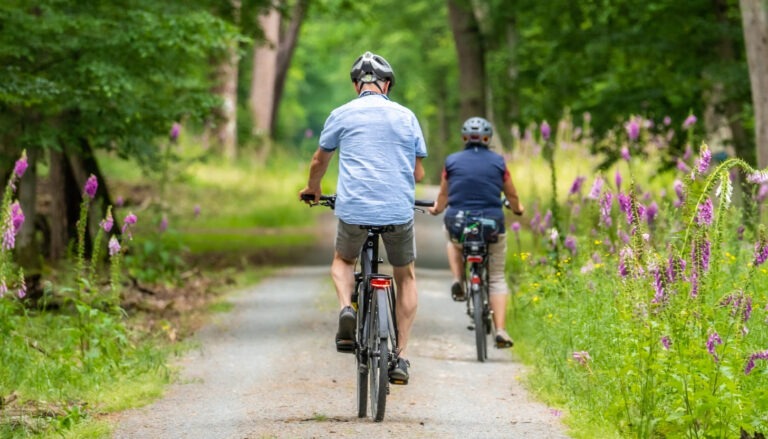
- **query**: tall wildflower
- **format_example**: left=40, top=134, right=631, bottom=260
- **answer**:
left=599, top=192, right=613, bottom=227
left=587, top=176, right=603, bottom=200
left=568, top=176, right=586, bottom=196
left=707, top=331, right=723, bottom=362
left=696, top=144, right=711, bottom=175
left=696, top=198, right=714, bottom=226
left=745, top=350, right=768, bottom=375
left=682, top=114, right=697, bottom=130
left=540, top=121, right=551, bottom=141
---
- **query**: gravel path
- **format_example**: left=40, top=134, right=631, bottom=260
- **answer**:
left=113, top=193, right=571, bottom=438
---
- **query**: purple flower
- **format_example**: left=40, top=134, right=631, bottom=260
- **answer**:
left=100, top=210, right=114, bottom=233
left=747, top=171, right=768, bottom=184
left=511, top=222, right=521, bottom=233
left=0, top=280, right=6, bottom=298
left=2, top=202, right=24, bottom=250
left=645, top=201, right=658, bottom=224
left=540, top=121, right=551, bottom=141
left=707, top=331, right=723, bottom=362
left=17, top=276, right=26, bottom=299
left=599, top=193, right=613, bottom=227
left=84, top=174, right=98, bottom=199
left=663, top=116, right=672, bottom=126
left=115, top=196, right=125, bottom=207
left=745, top=350, right=768, bottom=375
left=564, top=235, right=577, bottom=254
left=676, top=158, right=690, bottom=173
left=108, top=235, right=121, bottom=256
left=755, top=184, right=768, bottom=203
left=621, top=146, right=631, bottom=161
left=697, top=144, right=711, bottom=175
left=618, top=247, right=632, bottom=277
left=10, top=201, right=24, bottom=233
left=661, top=336, right=671, bottom=350
left=587, top=177, right=604, bottom=200
left=696, top=198, right=713, bottom=226
left=122, top=212, right=138, bottom=238
left=682, top=114, right=697, bottom=129
left=754, top=241, right=768, bottom=267
left=170, top=122, right=181, bottom=142
left=737, top=225, right=745, bottom=241
left=194, top=204, right=201, bottom=218
left=651, top=268, right=666, bottom=304
left=569, top=176, right=586, bottom=196
left=615, top=171, right=623, bottom=191
left=572, top=351, right=591, bottom=366
left=14, top=151, right=28, bottom=179
left=159, top=215, right=168, bottom=233
left=673, top=179, right=685, bottom=201
left=626, top=120, right=640, bottom=142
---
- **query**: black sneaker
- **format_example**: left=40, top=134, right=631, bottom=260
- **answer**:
left=335, top=306, right=356, bottom=353
left=495, top=330, right=514, bottom=349
left=389, top=358, right=410, bottom=385
left=451, top=281, right=466, bottom=302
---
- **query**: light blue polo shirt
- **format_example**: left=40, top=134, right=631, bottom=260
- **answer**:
left=319, top=92, right=428, bottom=225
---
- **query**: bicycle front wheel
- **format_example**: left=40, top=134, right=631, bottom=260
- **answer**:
left=369, top=289, right=389, bottom=421
left=473, top=287, right=487, bottom=362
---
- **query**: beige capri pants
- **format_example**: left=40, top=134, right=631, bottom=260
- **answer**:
left=446, top=230, right=509, bottom=295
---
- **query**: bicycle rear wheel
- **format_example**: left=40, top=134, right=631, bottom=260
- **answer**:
left=473, top=287, right=487, bottom=362
left=369, top=289, right=389, bottom=421
left=355, top=286, right=368, bottom=418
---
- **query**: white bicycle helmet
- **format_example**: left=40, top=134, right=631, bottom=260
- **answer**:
left=461, top=117, right=493, bottom=146
left=350, top=51, right=396, bottom=88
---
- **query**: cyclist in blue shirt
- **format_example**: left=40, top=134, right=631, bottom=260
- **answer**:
left=299, top=51, right=427, bottom=384
left=429, top=117, right=523, bottom=349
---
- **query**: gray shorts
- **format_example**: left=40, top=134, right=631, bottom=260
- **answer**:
left=336, top=219, right=416, bottom=267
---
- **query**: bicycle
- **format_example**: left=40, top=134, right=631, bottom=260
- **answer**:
left=457, top=215, right=498, bottom=362
left=302, top=193, right=433, bottom=422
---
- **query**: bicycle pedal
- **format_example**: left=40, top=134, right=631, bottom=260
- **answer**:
left=389, top=378, right=408, bottom=385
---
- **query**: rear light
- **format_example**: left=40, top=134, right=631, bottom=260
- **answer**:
left=467, top=255, right=483, bottom=263
left=370, top=278, right=391, bottom=288
left=470, top=275, right=481, bottom=285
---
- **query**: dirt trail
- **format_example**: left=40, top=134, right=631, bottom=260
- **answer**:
left=113, top=188, right=571, bottom=438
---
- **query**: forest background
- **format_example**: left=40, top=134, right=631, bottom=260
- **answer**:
left=2, top=0, right=768, bottom=438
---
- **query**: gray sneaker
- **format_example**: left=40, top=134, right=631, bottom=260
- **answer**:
left=389, top=358, right=410, bottom=385
left=335, top=306, right=356, bottom=353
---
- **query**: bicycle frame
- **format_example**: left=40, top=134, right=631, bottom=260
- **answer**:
left=463, top=237, right=493, bottom=362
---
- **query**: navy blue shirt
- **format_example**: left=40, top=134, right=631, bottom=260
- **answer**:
left=443, top=144, right=509, bottom=233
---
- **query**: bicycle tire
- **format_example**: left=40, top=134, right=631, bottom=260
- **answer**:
left=355, top=286, right=368, bottom=418
left=369, top=289, right=389, bottom=421
left=473, top=285, right=487, bottom=362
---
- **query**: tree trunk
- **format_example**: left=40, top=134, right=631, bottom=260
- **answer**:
left=740, top=0, right=768, bottom=169
left=270, top=0, right=309, bottom=136
left=47, top=149, right=69, bottom=261
left=211, top=0, right=241, bottom=162
left=249, top=7, right=280, bottom=139
left=447, top=0, right=486, bottom=121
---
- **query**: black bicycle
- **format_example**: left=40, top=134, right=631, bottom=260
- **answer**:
left=302, top=193, right=432, bottom=421
left=459, top=215, right=498, bottom=362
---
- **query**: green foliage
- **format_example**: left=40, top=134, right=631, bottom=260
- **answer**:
left=0, top=0, right=243, bottom=168
left=506, top=118, right=768, bottom=437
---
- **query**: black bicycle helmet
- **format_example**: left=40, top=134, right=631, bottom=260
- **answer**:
left=461, top=117, right=493, bottom=146
left=350, top=51, right=396, bottom=88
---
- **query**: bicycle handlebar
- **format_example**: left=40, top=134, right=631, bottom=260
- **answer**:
left=301, top=193, right=434, bottom=211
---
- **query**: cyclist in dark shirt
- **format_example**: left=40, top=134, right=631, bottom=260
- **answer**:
left=429, top=117, right=524, bottom=348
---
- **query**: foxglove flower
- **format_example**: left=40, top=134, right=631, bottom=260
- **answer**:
left=14, top=151, right=28, bottom=179
left=745, top=350, right=768, bottom=375
left=84, top=174, right=98, bottom=199
left=618, top=247, right=633, bottom=277
left=676, top=158, right=690, bottom=173
left=17, top=275, right=26, bottom=299
left=645, top=201, right=658, bottom=224
left=108, top=235, right=121, bottom=256
left=756, top=184, right=768, bottom=203
left=651, top=268, right=666, bottom=304
left=683, top=114, right=697, bottom=129
left=626, top=120, right=640, bottom=142
left=564, top=235, right=577, bottom=254
left=510, top=222, right=521, bottom=233
left=697, top=144, right=711, bottom=174
left=707, top=331, right=722, bottom=362
left=661, top=336, right=671, bottom=350
left=615, top=171, right=623, bottom=191
left=170, top=122, right=181, bottom=142
left=587, top=177, right=603, bottom=200
left=754, top=240, right=768, bottom=267
left=696, top=198, right=714, bottom=226
left=747, top=170, right=768, bottom=184
left=599, top=192, right=613, bottom=227
left=569, top=176, right=586, bottom=196
left=621, top=146, right=631, bottom=161
left=540, top=121, right=551, bottom=141
left=572, top=351, right=591, bottom=366
left=100, top=209, right=114, bottom=233
left=549, top=228, right=559, bottom=246
left=122, top=212, right=138, bottom=238
left=663, top=116, right=671, bottom=126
